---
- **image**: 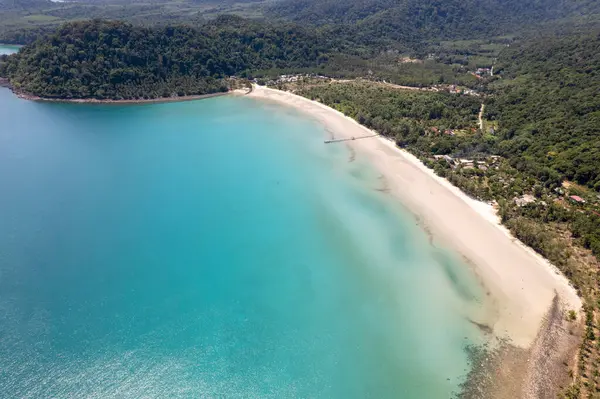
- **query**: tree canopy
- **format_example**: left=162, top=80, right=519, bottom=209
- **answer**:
left=488, top=32, right=600, bottom=191
left=0, top=17, right=330, bottom=99
left=267, top=0, right=600, bottom=48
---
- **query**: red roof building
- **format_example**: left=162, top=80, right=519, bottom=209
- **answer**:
left=569, top=195, right=586, bottom=204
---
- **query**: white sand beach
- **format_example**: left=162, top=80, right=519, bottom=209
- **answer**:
left=247, top=84, right=581, bottom=349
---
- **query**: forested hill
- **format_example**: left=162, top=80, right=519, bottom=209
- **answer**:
left=0, top=0, right=52, bottom=10
left=487, top=32, right=600, bottom=191
left=268, top=0, right=600, bottom=45
left=0, top=18, right=329, bottom=99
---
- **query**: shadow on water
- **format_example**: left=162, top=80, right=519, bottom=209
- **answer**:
left=430, top=249, right=484, bottom=304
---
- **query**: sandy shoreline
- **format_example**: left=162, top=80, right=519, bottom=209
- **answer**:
left=247, top=84, right=582, bottom=394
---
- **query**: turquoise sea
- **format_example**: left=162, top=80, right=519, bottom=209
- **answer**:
left=0, top=44, right=20, bottom=55
left=0, top=87, right=487, bottom=398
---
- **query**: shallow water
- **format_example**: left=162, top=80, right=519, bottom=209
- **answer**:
left=0, top=89, right=487, bottom=398
left=0, top=44, right=20, bottom=55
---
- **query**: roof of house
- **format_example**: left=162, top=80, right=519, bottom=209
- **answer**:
left=569, top=195, right=586, bottom=203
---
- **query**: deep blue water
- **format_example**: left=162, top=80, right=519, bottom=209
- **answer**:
left=0, top=88, right=486, bottom=398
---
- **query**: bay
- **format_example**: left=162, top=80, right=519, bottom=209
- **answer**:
left=0, top=88, right=486, bottom=398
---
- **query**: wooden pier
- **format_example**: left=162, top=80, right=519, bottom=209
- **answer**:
left=324, top=134, right=378, bottom=144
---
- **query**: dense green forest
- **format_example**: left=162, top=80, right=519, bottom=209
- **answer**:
left=486, top=33, right=600, bottom=191
left=0, top=17, right=331, bottom=99
left=0, top=16, right=482, bottom=98
left=0, top=0, right=256, bottom=44
left=298, top=81, right=481, bottom=135
left=2, top=0, right=600, bottom=47
left=267, top=0, right=600, bottom=48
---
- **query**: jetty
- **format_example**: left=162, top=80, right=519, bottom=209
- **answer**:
left=324, top=134, right=378, bottom=144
